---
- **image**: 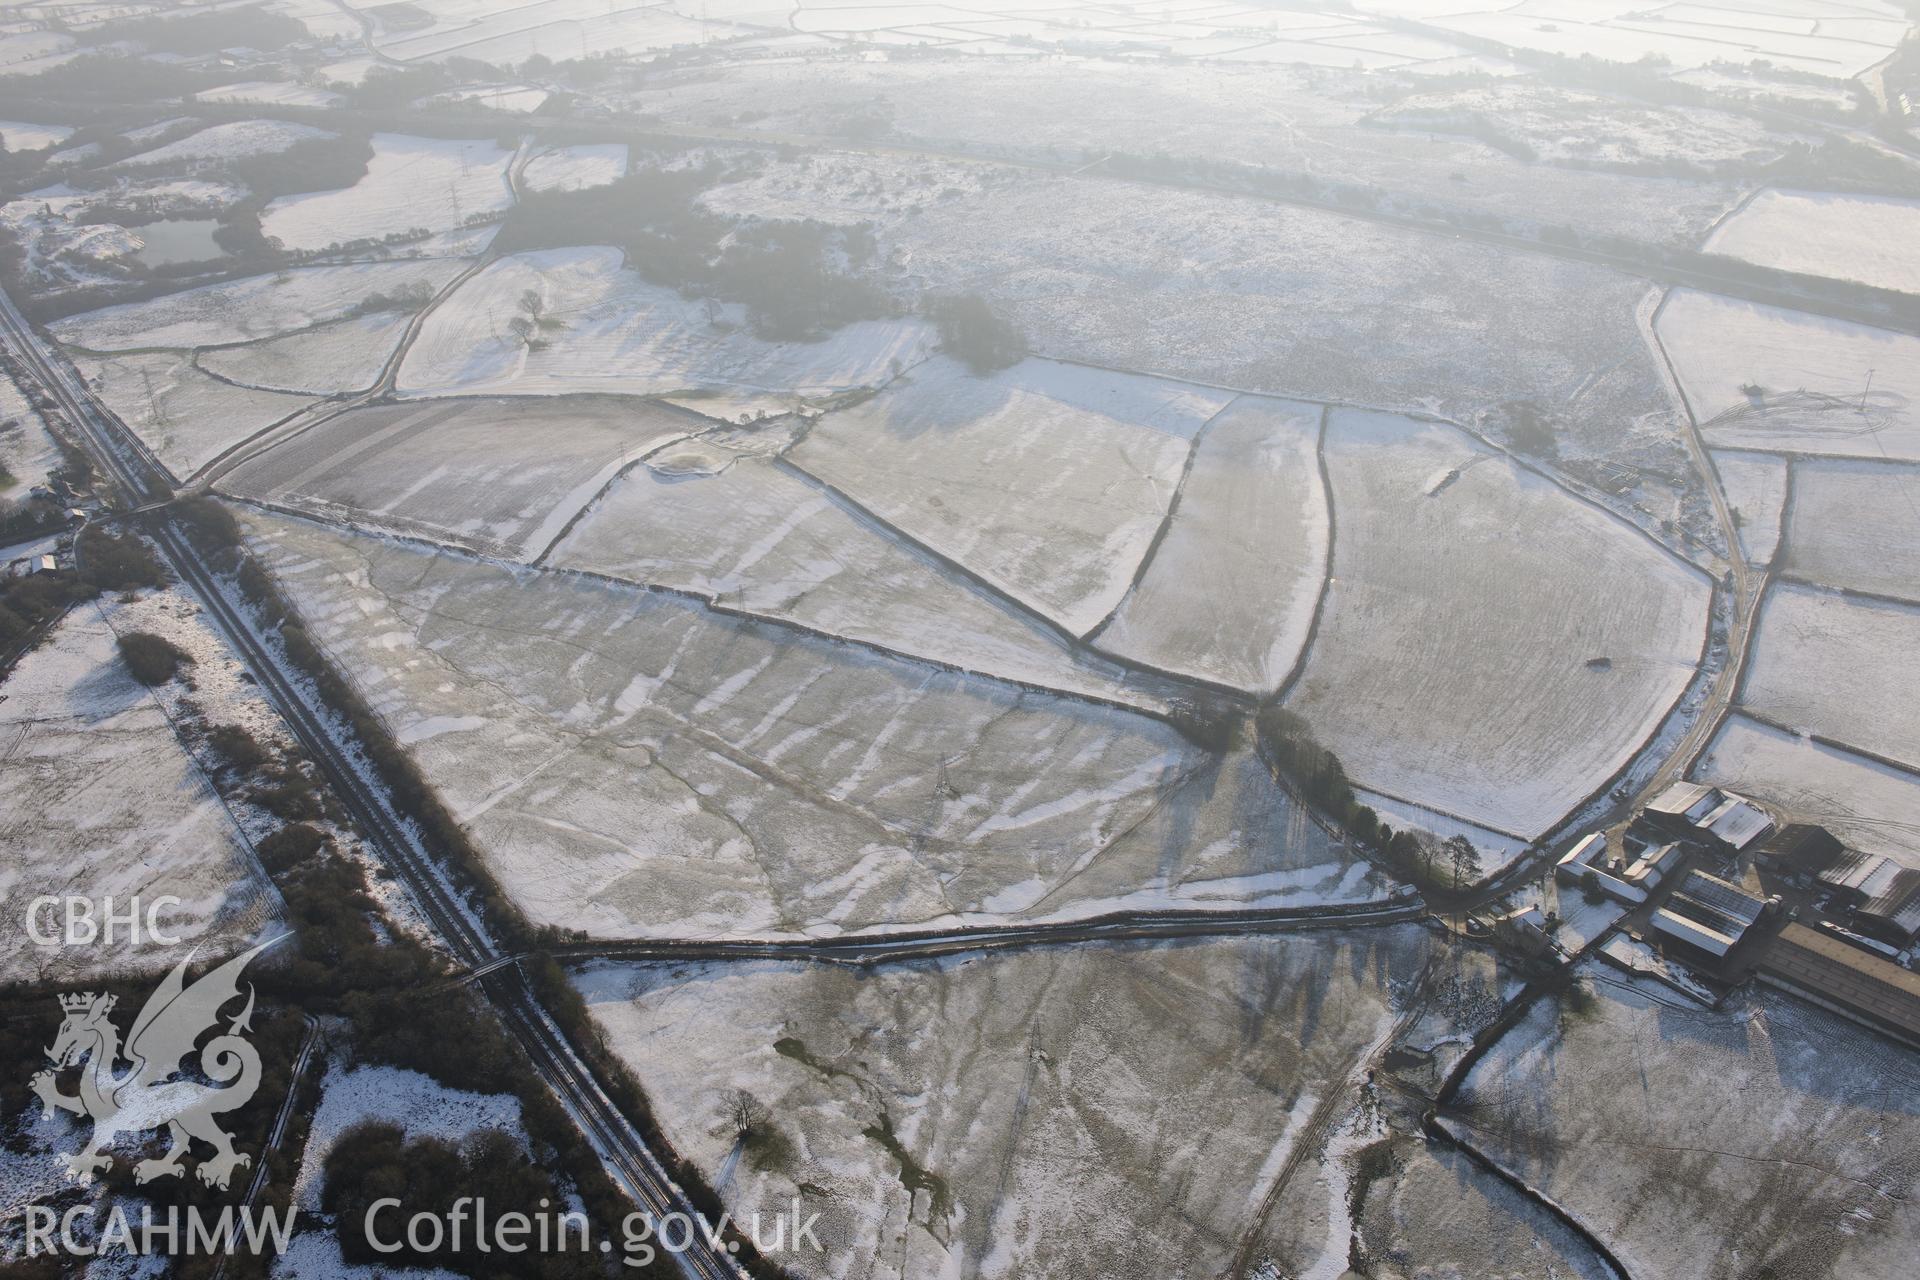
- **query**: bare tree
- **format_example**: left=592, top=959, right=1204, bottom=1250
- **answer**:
left=723, top=1088, right=768, bottom=1142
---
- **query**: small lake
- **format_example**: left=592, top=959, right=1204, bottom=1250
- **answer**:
left=132, top=218, right=227, bottom=267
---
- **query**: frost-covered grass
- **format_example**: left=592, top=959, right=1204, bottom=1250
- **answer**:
left=195, top=310, right=414, bottom=395
left=1452, top=974, right=1920, bottom=1280
left=72, top=349, right=314, bottom=480
left=1696, top=714, right=1920, bottom=871
left=259, top=133, right=513, bottom=253
left=0, top=607, right=276, bottom=988
left=520, top=143, right=628, bottom=193
left=220, top=397, right=690, bottom=562
left=49, top=259, right=466, bottom=350
left=791, top=356, right=1229, bottom=636
left=1094, top=395, right=1328, bottom=693
left=1703, top=189, right=1920, bottom=294
left=243, top=513, right=1385, bottom=940
left=1741, top=583, right=1920, bottom=770
left=395, top=246, right=933, bottom=411
left=548, top=447, right=1162, bottom=711
left=1283, top=409, right=1711, bottom=839
left=1782, top=458, right=1920, bottom=604
left=1714, top=449, right=1788, bottom=566
left=113, top=119, right=336, bottom=169
left=1659, top=290, right=1920, bottom=459
left=575, top=927, right=1430, bottom=1280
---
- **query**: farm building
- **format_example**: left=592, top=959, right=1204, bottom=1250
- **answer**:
left=1640, top=781, right=1772, bottom=853
left=1759, top=923, right=1920, bottom=1048
left=1644, top=780, right=1722, bottom=830
left=1819, top=849, right=1903, bottom=910
left=1555, top=832, right=1646, bottom=905
left=1857, top=869, right=1920, bottom=950
left=1652, top=870, right=1773, bottom=967
left=1756, top=823, right=1845, bottom=876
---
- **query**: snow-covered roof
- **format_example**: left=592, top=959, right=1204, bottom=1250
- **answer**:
left=1702, top=796, right=1771, bottom=850
left=1558, top=832, right=1606, bottom=868
left=1647, top=780, right=1719, bottom=821
left=1822, top=849, right=1899, bottom=895
left=1675, top=870, right=1765, bottom=926
left=1652, top=907, right=1735, bottom=957
left=1624, top=841, right=1684, bottom=885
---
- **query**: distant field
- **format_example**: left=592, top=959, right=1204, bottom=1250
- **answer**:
left=1703, top=189, right=1920, bottom=295
left=791, top=356, right=1227, bottom=636
left=549, top=449, right=1162, bottom=711
left=221, top=396, right=689, bottom=561
left=49, top=259, right=466, bottom=351
left=194, top=309, right=413, bottom=395
left=245, top=514, right=1383, bottom=939
left=1783, top=458, right=1920, bottom=603
left=1741, top=583, right=1920, bottom=770
left=1658, top=290, right=1920, bottom=460
left=1283, top=409, right=1710, bottom=840
left=396, top=246, right=933, bottom=412
left=73, top=349, right=313, bottom=479
left=520, top=143, right=628, bottom=193
left=259, top=133, right=514, bottom=253
left=575, top=927, right=1431, bottom=1279
left=1094, top=394, right=1329, bottom=693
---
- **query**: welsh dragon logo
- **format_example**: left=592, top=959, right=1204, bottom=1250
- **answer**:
left=31, top=938, right=283, bottom=1191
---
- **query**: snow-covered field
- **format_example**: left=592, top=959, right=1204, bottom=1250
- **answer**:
left=632, top=59, right=1744, bottom=246
left=50, top=259, right=466, bottom=350
left=395, top=246, right=934, bottom=410
left=1704, top=189, right=1920, bottom=294
left=1696, top=714, right=1920, bottom=871
left=883, top=171, right=1679, bottom=448
left=1658, top=290, right=1920, bottom=459
left=290, top=1063, right=524, bottom=1212
left=243, top=512, right=1389, bottom=939
left=548, top=448, right=1164, bottom=711
left=220, top=397, right=690, bottom=562
left=72, top=349, right=314, bottom=480
left=0, top=608, right=276, bottom=987
left=790, top=356, right=1229, bottom=636
left=366, top=0, right=728, bottom=64
left=1093, top=395, right=1328, bottom=693
left=576, top=927, right=1431, bottom=1280
left=1782, top=458, right=1920, bottom=603
left=114, top=119, right=336, bottom=169
left=520, top=143, right=628, bottom=194
left=1740, top=583, right=1920, bottom=770
left=1452, top=975, right=1920, bottom=1279
left=194, top=80, right=342, bottom=109
left=1713, top=449, right=1788, bottom=566
left=194, top=309, right=415, bottom=395
left=0, top=119, right=74, bottom=151
left=0, top=369, right=63, bottom=497
left=259, top=134, right=514, bottom=253
left=1369, top=81, right=1809, bottom=169
left=1283, top=410, right=1711, bottom=840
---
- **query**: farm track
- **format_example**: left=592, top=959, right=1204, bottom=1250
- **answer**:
left=0, top=284, right=743, bottom=1280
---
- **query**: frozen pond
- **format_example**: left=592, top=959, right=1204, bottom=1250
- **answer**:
left=131, top=217, right=227, bottom=267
